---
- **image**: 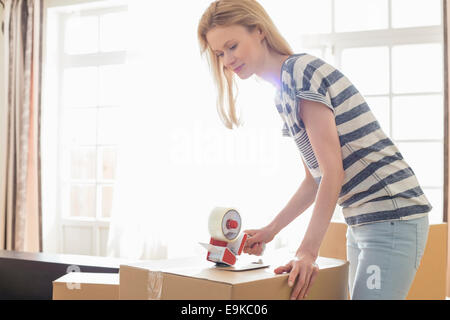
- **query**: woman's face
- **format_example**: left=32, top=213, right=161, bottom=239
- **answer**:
left=206, top=24, right=265, bottom=79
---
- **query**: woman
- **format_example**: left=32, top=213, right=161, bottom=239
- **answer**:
left=197, top=0, right=431, bottom=300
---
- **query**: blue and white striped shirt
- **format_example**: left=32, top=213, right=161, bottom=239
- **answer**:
left=275, top=53, right=432, bottom=226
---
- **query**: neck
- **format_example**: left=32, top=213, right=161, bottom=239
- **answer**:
left=255, top=50, right=290, bottom=91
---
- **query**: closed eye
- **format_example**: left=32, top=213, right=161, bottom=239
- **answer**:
left=216, top=44, right=238, bottom=58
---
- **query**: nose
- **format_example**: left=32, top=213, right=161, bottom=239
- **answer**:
left=223, top=52, right=236, bottom=69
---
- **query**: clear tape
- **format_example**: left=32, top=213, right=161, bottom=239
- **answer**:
left=208, top=207, right=241, bottom=241
left=147, top=271, right=163, bottom=300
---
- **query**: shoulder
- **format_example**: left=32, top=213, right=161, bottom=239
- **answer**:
left=288, top=54, right=329, bottom=87
left=284, top=53, right=309, bottom=76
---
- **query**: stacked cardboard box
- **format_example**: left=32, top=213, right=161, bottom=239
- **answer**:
left=118, top=252, right=349, bottom=300
left=52, top=272, right=119, bottom=300
left=52, top=222, right=448, bottom=300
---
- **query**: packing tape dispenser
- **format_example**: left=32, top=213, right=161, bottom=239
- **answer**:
left=199, top=207, right=267, bottom=269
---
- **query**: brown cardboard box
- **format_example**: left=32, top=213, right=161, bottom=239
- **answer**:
left=318, top=221, right=448, bottom=300
left=52, top=272, right=119, bottom=300
left=119, top=251, right=349, bottom=300
left=407, top=223, right=447, bottom=299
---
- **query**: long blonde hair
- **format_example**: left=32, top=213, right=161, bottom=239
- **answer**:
left=197, top=0, right=293, bottom=130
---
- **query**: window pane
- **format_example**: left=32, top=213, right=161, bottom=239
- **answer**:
left=396, top=142, right=443, bottom=188
left=294, top=0, right=332, bottom=35
left=335, top=0, right=388, bottom=32
left=392, top=43, right=443, bottom=94
left=100, top=12, right=128, bottom=52
left=306, top=48, right=324, bottom=59
left=71, top=147, right=96, bottom=180
left=102, top=185, right=114, bottom=218
left=63, top=226, right=93, bottom=255
left=63, top=108, right=97, bottom=145
left=63, top=67, right=99, bottom=108
left=99, top=227, right=110, bottom=256
left=260, top=0, right=331, bottom=42
left=392, top=0, right=441, bottom=28
left=65, top=15, right=99, bottom=54
left=70, top=185, right=96, bottom=217
left=102, top=147, right=117, bottom=180
left=341, top=47, right=389, bottom=95
left=365, top=96, right=390, bottom=135
left=99, top=65, right=125, bottom=106
left=422, top=188, right=443, bottom=224
left=98, top=107, right=120, bottom=144
left=392, top=94, right=443, bottom=140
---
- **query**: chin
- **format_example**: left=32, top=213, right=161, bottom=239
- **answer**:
left=237, top=71, right=252, bottom=80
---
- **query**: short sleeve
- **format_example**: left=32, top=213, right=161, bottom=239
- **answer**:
left=293, top=57, right=336, bottom=122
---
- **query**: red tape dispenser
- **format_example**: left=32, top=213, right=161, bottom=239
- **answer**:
left=199, top=207, right=248, bottom=266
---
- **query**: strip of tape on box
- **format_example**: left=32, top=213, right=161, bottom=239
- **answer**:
left=147, top=271, right=163, bottom=300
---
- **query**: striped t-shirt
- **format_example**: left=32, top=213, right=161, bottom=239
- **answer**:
left=275, top=53, right=432, bottom=226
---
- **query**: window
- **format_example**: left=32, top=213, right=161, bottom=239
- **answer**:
left=41, top=0, right=445, bottom=258
left=42, top=1, right=128, bottom=255
left=262, top=0, right=444, bottom=224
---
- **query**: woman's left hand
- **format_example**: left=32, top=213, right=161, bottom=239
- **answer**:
left=274, top=252, right=319, bottom=300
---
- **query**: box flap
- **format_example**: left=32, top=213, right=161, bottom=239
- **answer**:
left=119, top=249, right=348, bottom=286
left=54, top=272, right=119, bottom=285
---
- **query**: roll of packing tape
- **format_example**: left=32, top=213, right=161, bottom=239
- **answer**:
left=208, top=207, right=242, bottom=242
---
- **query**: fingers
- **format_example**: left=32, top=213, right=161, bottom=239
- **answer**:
left=273, top=261, right=293, bottom=274
left=243, top=241, right=264, bottom=255
left=243, top=231, right=265, bottom=255
left=289, top=265, right=303, bottom=299
left=243, top=231, right=261, bottom=247
left=303, top=265, right=319, bottom=299
left=243, top=229, right=257, bottom=236
left=242, top=238, right=254, bottom=254
left=297, top=273, right=311, bottom=300
left=273, top=259, right=319, bottom=299
left=252, top=242, right=265, bottom=255
left=286, top=261, right=320, bottom=300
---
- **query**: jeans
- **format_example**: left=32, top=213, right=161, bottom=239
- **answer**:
left=346, top=215, right=429, bottom=300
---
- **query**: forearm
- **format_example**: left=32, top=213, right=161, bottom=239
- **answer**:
left=268, top=177, right=319, bottom=235
left=297, top=173, right=344, bottom=259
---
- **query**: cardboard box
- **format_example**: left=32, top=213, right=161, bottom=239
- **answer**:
left=119, top=252, right=349, bottom=300
left=407, top=223, right=447, bottom=300
left=318, top=221, right=448, bottom=300
left=53, top=272, right=119, bottom=300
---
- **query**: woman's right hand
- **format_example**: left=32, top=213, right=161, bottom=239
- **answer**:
left=243, top=224, right=277, bottom=256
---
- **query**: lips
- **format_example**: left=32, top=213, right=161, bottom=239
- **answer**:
left=233, top=64, right=244, bottom=73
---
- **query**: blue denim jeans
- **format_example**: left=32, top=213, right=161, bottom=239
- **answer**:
left=346, top=215, right=429, bottom=300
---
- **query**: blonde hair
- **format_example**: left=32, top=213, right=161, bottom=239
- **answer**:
left=197, top=0, right=293, bottom=130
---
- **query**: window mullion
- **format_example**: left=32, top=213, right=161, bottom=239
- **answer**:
left=62, top=51, right=126, bottom=68
left=299, top=26, right=443, bottom=50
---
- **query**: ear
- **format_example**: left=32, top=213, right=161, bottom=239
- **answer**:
left=259, top=29, right=265, bottom=39
left=256, top=27, right=265, bottom=39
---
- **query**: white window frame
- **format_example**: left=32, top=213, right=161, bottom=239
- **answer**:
left=42, top=0, right=127, bottom=255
